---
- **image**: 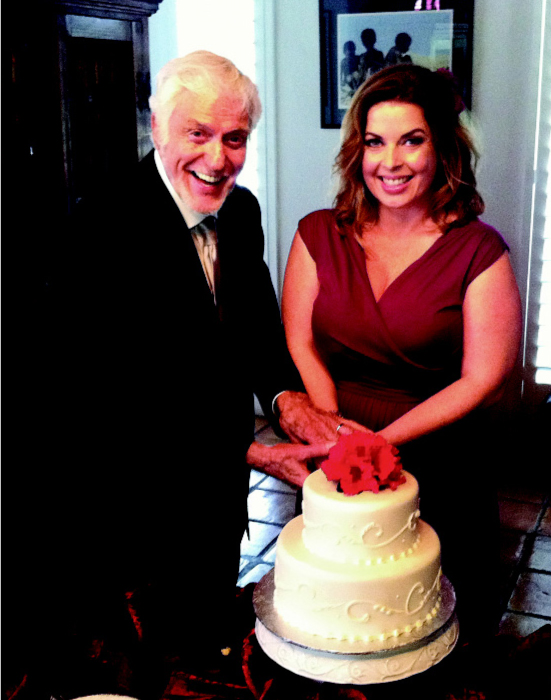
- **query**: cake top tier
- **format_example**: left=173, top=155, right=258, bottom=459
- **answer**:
left=302, top=469, right=421, bottom=565
left=304, top=468, right=417, bottom=512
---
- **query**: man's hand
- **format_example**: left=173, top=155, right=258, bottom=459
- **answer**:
left=246, top=440, right=335, bottom=488
left=276, top=391, right=371, bottom=444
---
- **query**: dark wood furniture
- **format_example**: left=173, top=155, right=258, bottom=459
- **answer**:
left=7, top=0, right=163, bottom=226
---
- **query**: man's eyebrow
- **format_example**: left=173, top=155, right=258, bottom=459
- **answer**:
left=184, top=119, right=211, bottom=131
left=226, top=127, right=250, bottom=136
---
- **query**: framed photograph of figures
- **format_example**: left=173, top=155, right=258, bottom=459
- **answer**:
left=319, top=1, right=475, bottom=128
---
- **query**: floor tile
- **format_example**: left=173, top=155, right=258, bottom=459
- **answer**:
left=239, top=557, right=249, bottom=573
left=240, top=522, right=282, bottom=557
left=498, top=612, right=551, bottom=637
left=527, top=535, right=551, bottom=572
left=498, top=500, right=542, bottom=532
left=249, top=469, right=266, bottom=488
left=539, top=507, right=551, bottom=536
left=508, top=571, right=551, bottom=617
left=497, top=483, right=547, bottom=504
left=263, top=543, right=277, bottom=564
left=254, top=416, right=269, bottom=433
left=255, top=425, right=285, bottom=447
left=258, top=475, right=297, bottom=494
left=499, top=530, right=525, bottom=567
left=247, top=489, right=296, bottom=526
left=237, top=563, right=273, bottom=587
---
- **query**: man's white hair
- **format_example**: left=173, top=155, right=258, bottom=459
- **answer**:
left=150, top=51, right=262, bottom=145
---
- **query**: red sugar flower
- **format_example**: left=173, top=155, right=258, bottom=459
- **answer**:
left=321, top=432, right=404, bottom=495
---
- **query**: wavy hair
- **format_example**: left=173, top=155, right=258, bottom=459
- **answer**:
left=150, top=51, right=262, bottom=145
left=334, top=64, right=484, bottom=236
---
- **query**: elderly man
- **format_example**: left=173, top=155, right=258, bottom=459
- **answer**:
left=9, top=51, right=363, bottom=698
left=120, top=51, right=352, bottom=655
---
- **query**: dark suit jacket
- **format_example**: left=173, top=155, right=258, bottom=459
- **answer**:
left=12, top=151, right=300, bottom=639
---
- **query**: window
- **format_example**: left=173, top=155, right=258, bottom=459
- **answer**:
left=523, top=0, right=551, bottom=402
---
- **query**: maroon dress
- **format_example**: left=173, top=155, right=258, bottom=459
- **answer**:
left=299, top=209, right=509, bottom=641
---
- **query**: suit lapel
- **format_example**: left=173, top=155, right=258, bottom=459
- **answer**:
left=141, top=152, right=219, bottom=315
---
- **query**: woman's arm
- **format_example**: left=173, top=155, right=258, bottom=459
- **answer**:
left=378, top=252, right=522, bottom=446
left=282, top=231, right=340, bottom=412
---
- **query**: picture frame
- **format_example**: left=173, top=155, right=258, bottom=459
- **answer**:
left=319, top=1, right=475, bottom=128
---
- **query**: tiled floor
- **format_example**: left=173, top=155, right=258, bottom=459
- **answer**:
left=240, top=418, right=551, bottom=638
left=5, top=418, right=549, bottom=700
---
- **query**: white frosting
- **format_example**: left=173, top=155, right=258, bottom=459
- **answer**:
left=273, top=470, right=442, bottom=643
left=255, top=618, right=459, bottom=684
left=302, top=469, right=420, bottom=564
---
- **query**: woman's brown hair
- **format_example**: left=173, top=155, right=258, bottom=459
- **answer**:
left=333, top=64, right=484, bottom=237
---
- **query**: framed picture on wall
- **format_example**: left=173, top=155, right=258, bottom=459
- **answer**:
left=319, top=1, right=475, bottom=128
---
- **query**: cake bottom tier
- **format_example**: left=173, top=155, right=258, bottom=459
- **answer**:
left=255, top=616, right=459, bottom=684
left=274, top=516, right=442, bottom=643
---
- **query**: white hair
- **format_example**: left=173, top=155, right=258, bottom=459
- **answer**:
left=150, top=51, right=262, bottom=145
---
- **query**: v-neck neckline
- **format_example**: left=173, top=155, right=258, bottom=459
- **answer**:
left=359, top=230, right=447, bottom=305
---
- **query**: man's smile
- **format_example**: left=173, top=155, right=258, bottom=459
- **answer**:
left=191, top=170, right=226, bottom=185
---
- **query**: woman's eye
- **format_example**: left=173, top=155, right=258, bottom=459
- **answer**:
left=364, top=138, right=382, bottom=148
left=404, top=136, right=426, bottom=147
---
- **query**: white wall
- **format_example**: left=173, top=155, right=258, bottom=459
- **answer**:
left=272, top=0, right=340, bottom=295
left=149, top=0, right=179, bottom=90
left=472, top=0, right=543, bottom=312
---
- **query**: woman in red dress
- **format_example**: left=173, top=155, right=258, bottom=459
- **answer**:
left=282, top=65, right=522, bottom=644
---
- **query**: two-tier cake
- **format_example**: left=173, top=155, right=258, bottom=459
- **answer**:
left=254, top=433, right=458, bottom=684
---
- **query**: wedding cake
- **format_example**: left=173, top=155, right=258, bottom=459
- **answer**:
left=272, top=434, right=442, bottom=644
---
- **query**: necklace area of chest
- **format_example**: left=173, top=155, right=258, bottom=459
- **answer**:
left=358, top=229, right=443, bottom=302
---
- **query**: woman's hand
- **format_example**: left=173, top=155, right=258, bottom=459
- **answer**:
left=276, top=390, right=372, bottom=443
left=246, top=440, right=336, bottom=488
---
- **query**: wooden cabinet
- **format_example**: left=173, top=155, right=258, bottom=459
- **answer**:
left=7, top=0, right=163, bottom=231
left=6, top=0, right=163, bottom=315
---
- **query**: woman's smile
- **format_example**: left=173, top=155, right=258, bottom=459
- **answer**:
left=378, top=175, right=414, bottom=193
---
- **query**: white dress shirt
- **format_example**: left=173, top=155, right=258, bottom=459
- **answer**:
left=154, top=149, right=218, bottom=296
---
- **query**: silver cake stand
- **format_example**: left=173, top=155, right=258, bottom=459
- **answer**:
left=253, top=569, right=459, bottom=685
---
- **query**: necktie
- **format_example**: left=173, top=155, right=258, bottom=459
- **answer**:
left=191, top=216, right=221, bottom=306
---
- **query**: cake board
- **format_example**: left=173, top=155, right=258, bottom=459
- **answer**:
left=253, top=569, right=459, bottom=685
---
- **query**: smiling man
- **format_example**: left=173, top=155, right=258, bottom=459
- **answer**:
left=76, top=51, right=340, bottom=663
left=10, top=51, right=361, bottom=699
